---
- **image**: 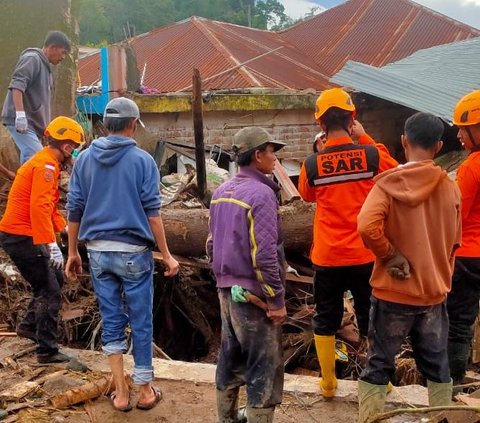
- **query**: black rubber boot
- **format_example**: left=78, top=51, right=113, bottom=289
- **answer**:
left=448, top=341, right=471, bottom=386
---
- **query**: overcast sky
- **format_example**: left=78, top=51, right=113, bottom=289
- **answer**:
left=278, top=0, right=480, bottom=29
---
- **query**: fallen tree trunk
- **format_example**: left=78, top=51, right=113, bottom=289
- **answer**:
left=49, top=376, right=113, bottom=409
left=161, top=199, right=314, bottom=257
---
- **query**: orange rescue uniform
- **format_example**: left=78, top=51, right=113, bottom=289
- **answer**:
left=456, top=151, right=480, bottom=257
left=298, top=134, right=398, bottom=266
left=0, top=147, right=65, bottom=244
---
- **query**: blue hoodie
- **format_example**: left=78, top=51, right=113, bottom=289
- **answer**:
left=67, top=135, right=161, bottom=247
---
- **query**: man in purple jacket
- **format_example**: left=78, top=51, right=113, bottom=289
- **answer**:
left=207, top=126, right=287, bottom=423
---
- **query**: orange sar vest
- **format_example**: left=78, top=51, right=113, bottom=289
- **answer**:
left=0, top=147, right=65, bottom=244
left=298, top=135, right=397, bottom=266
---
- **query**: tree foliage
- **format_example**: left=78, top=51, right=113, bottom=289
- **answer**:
left=79, top=0, right=296, bottom=45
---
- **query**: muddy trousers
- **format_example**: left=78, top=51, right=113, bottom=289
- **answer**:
left=216, top=289, right=284, bottom=412
left=447, top=257, right=480, bottom=385
left=360, top=297, right=451, bottom=385
left=0, top=232, right=63, bottom=356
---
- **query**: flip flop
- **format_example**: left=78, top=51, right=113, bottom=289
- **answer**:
left=136, top=386, right=162, bottom=410
left=110, top=391, right=133, bottom=412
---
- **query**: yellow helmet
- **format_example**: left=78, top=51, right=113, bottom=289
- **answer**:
left=315, top=88, right=356, bottom=121
left=453, top=90, right=480, bottom=126
left=44, top=116, right=85, bottom=145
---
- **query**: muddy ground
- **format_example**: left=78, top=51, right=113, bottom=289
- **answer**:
left=0, top=337, right=360, bottom=423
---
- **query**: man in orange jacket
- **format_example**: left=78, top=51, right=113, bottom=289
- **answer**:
left=298, top=88, right=397, bottom=398
left=447, top=90, right=480, bottom=386
left=0, top=116, right=85, bottom=363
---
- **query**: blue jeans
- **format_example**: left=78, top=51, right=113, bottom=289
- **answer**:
left=6, top=125, right=42, bottom=164
left=88, top=249, right=154, bottom=385
left=361, top=297, right=450, bottom=385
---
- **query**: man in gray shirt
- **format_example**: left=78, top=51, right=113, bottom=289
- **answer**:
left=2, top=31, right=71, bottom=164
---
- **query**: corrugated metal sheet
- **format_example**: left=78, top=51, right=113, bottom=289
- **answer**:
left=281, top=0, right=480, bottom=73
left=330, top=37, right=480, bottom=121
left=78, top=17, right=330, bottom=93
left=78, top=0, right=480, bottom=94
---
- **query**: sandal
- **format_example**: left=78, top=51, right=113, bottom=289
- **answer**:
left=136, top=386, right=162, bottom=410
left=110, top=391, right=133, bottom=412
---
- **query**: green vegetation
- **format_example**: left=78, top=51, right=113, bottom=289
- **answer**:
left=79, top=0, right=298, bottom=45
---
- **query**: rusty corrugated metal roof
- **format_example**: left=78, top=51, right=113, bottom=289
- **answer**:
left=280, top=0, right=480, bottom=75
left=78, top=17, right=329, bottom=93
left=78, top=0, right=480, bottom=94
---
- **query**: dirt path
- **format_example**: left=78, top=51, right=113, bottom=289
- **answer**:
left=59, top=379, right=358, bottom=423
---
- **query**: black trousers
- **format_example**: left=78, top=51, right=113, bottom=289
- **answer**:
left=447, top=257, right=480, bottom=344
left=0, top=232, right=64, bottom=356
left=312, top=262, right=373, bottom=337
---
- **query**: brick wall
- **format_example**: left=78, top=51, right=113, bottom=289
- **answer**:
left=139, top=108, right=319, bottom=162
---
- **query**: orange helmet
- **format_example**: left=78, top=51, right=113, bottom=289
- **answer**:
left=44, top=116, right=85, bottom=145
left=315, top=88, right=356, bottom=121
left=453, top=90, right=480, bottom=126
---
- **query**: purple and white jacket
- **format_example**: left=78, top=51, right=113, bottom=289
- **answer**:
left=207, top=166, right=285, bottom=310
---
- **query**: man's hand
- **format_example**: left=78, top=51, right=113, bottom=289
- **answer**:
left=15, top=111, right=28, bottom=134
left=65, top=254, right=83, bottom=280
left=385, top=253, right=411, bottom=280
left=162, top=255, right=179, bottom=277
left=267, top=305, right=287, bottom=326
left=352, top=119, right=366, bottom=141
left=47, top=242, right=64, bottom=269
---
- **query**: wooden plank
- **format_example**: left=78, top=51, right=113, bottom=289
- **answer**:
left=273, top=161, right=300, bottom=202
left=0, top=381, right=39, bottom=401
left=153, top=251, right=210, bottom=269
left=285, top=273, right=313, bottom=285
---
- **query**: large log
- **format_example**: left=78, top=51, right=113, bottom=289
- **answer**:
left=161, top=199, right=314, bottom=257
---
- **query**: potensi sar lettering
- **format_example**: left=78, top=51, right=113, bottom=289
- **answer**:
left=318, top=149, right=367, bottom=175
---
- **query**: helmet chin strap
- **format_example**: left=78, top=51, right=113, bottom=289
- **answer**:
left=466, top=127, right=480, bottom=151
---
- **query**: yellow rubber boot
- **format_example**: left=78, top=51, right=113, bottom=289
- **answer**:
left=314, top=335, right=338, bottom=397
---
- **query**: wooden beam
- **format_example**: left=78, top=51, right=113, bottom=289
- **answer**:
left=192, top=68, right=207, bottom=200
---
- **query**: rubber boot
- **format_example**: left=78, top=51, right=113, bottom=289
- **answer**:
left=246, top=406, right=275, bottom=423
left=448, top=341, right=471, bottom=386
left=361, top=336, right=393, bottom=395
left=217, top=388, right=245, bottom=423
left=358, top=380, right=387, bottom=423
left=427, top=379, right=452, bottom=407
left=314, top=335, right=338, bottom=397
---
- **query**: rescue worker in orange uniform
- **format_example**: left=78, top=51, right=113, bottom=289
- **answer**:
left=447, top=90, right=480, bottom=386
left=0, top=116, right=85, bottom=363
left=298, top=88, right=397, bottom=398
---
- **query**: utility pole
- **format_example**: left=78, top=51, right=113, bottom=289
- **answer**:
left=192, top=68, right=207, bottom=201
left=247, top=4, right=252, bottom=27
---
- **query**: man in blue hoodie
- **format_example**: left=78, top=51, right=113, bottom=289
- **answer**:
left=65, top=97, right=179, bottom=412
left=2, top=31, right=71, bottom=164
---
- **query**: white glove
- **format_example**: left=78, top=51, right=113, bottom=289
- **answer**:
left=286, top=265, right=300, bottom=277
left=48, top=242, right=64, bottom=270
left=15, top=111, right=28, bottom=134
